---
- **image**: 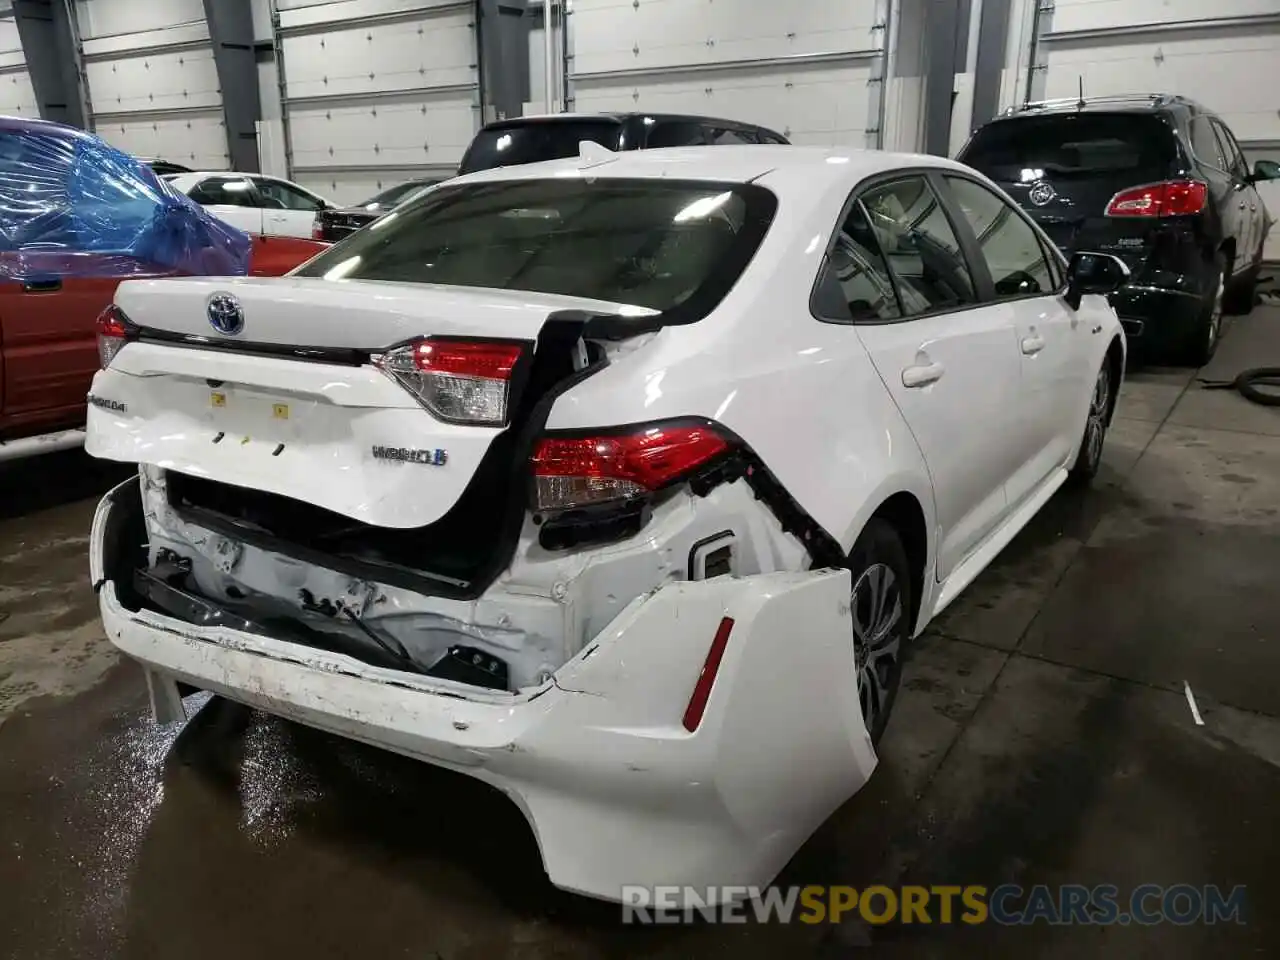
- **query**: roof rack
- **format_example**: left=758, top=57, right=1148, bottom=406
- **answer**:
left=1002, top=93, right=1178, bottom=116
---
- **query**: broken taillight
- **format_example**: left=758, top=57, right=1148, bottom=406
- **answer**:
left=530, top=422, right=731, bottom=512
left=95, top=304, right=134, bottom=368
left=374, top=337, right=526, bottom=426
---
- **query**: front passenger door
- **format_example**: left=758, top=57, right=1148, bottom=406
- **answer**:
left=188, top=176, right=265, bottom=237
left=941, top=174, right=1085, bottom=509
left=844, top=175, right=1023, bottom=582
left=255, top=177, right=326, bottom=239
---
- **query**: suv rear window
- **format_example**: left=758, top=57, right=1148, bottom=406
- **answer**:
left=961, top=113, right=1174, bottom=180
left=295, top=178, right=777, bottom=320
left=458, top=120, right=625, bottom=175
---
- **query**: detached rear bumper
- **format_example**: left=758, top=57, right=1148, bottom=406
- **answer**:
left=91, top=478, right=876, bottom=902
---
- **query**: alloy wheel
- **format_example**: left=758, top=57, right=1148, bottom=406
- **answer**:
left=1084, top=363, right=1111, bottom=470
left=852, top=562, right=905, bottom=736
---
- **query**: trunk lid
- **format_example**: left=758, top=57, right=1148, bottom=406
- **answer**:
left=89, top=278, right=650, bottom=530
left=960, top=111, right=1180, bottom=270
left=114, top=275, right=640, bottom=348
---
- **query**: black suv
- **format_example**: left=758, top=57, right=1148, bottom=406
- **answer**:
left=458, top=112, right=789, bottom=176
left=959, top=94, right=1276, bottom=365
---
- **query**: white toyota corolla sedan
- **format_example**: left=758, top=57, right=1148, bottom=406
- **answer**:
left=84, top=145, right=1126, bottom=902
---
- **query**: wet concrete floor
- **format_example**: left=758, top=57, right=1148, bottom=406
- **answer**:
left=2, top=308, right=1279, bottom=958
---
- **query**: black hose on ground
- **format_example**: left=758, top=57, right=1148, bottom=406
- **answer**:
left=1199, top=368, right=1280, bottom=406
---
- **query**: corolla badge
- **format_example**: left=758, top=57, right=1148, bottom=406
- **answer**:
left=1028, top=181, right=1056, bottom=206
left=207, top=292, right=245, bottom=336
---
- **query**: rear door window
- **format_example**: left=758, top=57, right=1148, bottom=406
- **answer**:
left=294, top=178, right=777, bottom=322
left=704, top=125, right=756, bottom=145
left=857, top=176, right=978, bottom=315
left=1210, top=119, right=1249, bottom=179
left=1191, top=117, right=1229, bottom=171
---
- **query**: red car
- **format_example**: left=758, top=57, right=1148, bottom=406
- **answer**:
left=0, top=118, right=325, bottom=462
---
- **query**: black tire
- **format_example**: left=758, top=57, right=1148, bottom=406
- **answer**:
left=847, top=518, right=913, bottom=744
left=1069, top=357, right=1114, bottom=484
left=1223, top=262, right=1259, bottom=316
left=1174, top=253, right=1224, bottom=367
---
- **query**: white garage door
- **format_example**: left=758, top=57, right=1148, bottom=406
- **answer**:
left=1035, top=0, right=1280, bottom=260
left=567, top=0, right=883, bottom=147
left=278, top=0, right=478, bottom=204
left=76, top=0, right=228, bottom=169
left=0, top=12, right=38, bottom=119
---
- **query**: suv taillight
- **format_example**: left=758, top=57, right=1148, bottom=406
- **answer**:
left=531, top=422, right=731, bottom=512
left=95, top=304, right=134, bottom=368
left=374, top=337, right=526, bottom=425
left=1105, top=179, right=1207, bottom=217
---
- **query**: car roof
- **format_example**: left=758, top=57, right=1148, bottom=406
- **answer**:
left=993, top=93, right=1201, bottom=120
left=445, top=144, right=975, bottom=193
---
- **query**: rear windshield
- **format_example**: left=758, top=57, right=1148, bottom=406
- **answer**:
left=294, top=178, right=777, bottom=320
left=961, top=113, right=1174, bottom=180
left=458, top=120, right=625, bottom=175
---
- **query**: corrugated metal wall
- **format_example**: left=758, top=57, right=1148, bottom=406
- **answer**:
left=75, top=0, right=228, bottom=167
left=276, top=0, right=479, bottom=203
left=564, top=0, right=889, bottom=148
left=0, top=10, right=37, bottom=118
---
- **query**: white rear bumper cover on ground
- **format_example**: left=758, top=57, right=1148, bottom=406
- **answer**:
left=90, top=480, right=877, bottom=903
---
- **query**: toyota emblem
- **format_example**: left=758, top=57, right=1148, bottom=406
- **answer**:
left=206, top=292, right=244, bottom=336
left=1029, top=182, right=1056, bottom=207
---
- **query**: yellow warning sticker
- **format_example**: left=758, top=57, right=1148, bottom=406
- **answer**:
left=272, top=403, right=289, bottom=420
left=211, top=391, right=227, bottom=407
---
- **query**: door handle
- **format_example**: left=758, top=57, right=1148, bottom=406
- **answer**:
left=1021, top=334, right=1045, bottom=355
left=22, top=278, right=61, bottom=293
left=1240, top=200, right=1247, bottom=210
left=902, top=361, right=945, bottom=388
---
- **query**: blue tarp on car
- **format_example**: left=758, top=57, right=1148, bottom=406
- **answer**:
left=0, top=116, right=250, bottom=281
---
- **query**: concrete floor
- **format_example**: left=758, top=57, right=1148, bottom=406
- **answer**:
left=2, top=307, right=1279, bottom=958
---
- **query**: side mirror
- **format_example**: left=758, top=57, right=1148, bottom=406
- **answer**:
left=1252, top=159, right=1280, bottom=183
left=1064, top=251, right=1129, bottom=310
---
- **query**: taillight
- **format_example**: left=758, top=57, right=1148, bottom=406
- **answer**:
left=311, top=216, right=324, bottom=240
left=1105, top=179, right=1207, bottom=218
left=374, top=337, right=525, bottom=425
left=95, top=304, right=134, bottom=368
left=531, top=422, right=731, bottom=512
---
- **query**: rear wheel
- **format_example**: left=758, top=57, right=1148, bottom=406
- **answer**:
left=848, top=519, right=913, bottom=744
left=1176, top=254, right=1224, bottom=367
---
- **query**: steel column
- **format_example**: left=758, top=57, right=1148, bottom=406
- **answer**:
left=203, top=0, right=262, bottom=172
left=12, top=0, right=88, bottom=127
left=970, top=0, right=1012, bottom=132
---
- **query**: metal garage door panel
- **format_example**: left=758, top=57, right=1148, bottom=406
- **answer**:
left=0, top=70, right=37, bottom=117
left=292, top=170, right=438, bottom=205
left=1044, top=33, right=1280, bottom=143
left=281, top=13, right=474, bottom=100
left=96, top=116, right=229, bottom=170
left=1051, top=0, right=1280, bottom=34
left=573, top=62, right=870, bottom=145
left=571, top=0, right=875, bottom=75
left=85, top=48, right=221, bottom=117
left=75, top=0, right=207, bottom=38
left=288, top=95, right=474, bottom=169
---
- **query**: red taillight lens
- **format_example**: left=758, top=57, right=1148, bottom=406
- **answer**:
left=682, top=617, right=735, bottom=733
left=374, top=337, right=525, bottom=425
left=311, top=217, right=324, bottom=240
left=531, top=423, right=731, bottom=511
left=95, top=304, right=133, bottom=368
left=1105, top=179, right=1207, bottom=218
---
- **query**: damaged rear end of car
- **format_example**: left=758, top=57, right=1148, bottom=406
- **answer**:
left=85, top=170, right=877, bottom=901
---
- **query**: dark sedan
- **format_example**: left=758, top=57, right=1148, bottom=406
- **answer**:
left=313, top=178, right=445, bottom=242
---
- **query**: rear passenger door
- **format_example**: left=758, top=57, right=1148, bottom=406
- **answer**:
left=831, top=174, right=1023, bottom=581
left=941, top=174, right=1085, bottom=508
left=1211, top=119, right=1264, bottom=273
left=254, top=177, right=325, bottom=239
